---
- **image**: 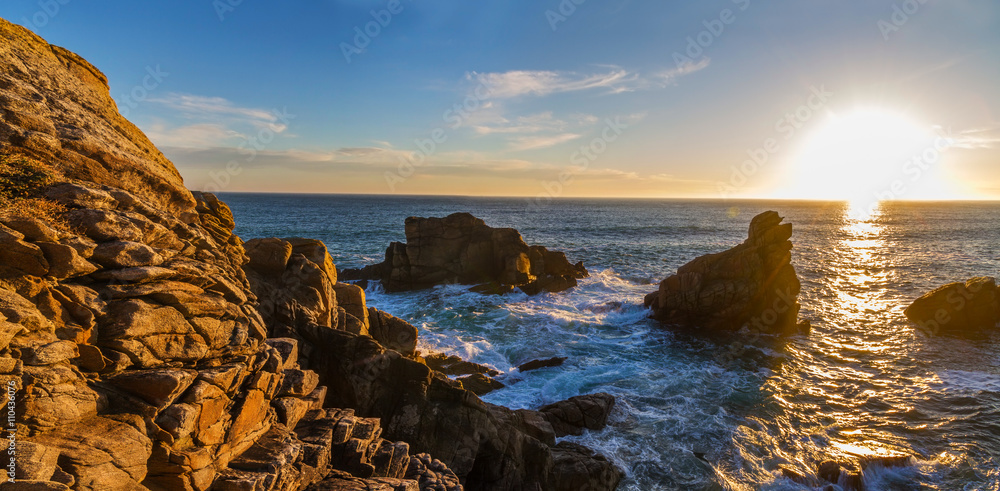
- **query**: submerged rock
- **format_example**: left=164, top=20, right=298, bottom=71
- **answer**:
left=340, top=213, right=588, bottom=295
left=517, top=356, right=568, bottom=372
left=645, top=210, right=805, bottom=336
left=904, top=276, right=1000, bottom=335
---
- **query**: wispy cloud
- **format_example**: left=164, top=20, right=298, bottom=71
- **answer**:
left=473, top=111, right=570, bottom=135
left=651, top=58, right=712, bottom=87
left=509, top=133, right=582, bottom=151
left=142, top=93, right=291, bottom=149
left=468, top=68, right=638, bottom=99
left=466, top=61, right=710, bottom=100
left=947, top=124, right=1000, bottom=150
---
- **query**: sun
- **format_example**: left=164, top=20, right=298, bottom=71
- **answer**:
left=783, top=108, right=957, bottom=213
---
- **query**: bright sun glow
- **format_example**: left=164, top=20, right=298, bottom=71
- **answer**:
left=782, top=108, right=960, bottom=212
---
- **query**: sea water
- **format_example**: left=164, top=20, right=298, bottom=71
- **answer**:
left=222, top=194, right=1000, bottom=491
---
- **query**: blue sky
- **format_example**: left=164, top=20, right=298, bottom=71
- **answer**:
left=2, top=0, right=998, bottom=200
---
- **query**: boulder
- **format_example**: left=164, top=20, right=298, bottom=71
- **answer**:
left=457, top=373, right=504, bottom=396
left=646, top=210, right=804, bottom=336
left=904, top=276, right=1000, bottom=335
left=517, top=357, right=567, bottom=372
left=367, top=308, right=418, bottom=357
left=340, top=213, right=588, bottom=295
left=90, top=240, right=163, bottom=268
left=538, top=393, right=615, bottom=437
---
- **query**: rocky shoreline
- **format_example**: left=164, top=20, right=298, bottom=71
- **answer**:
left=2, top=17, right=998, bottom=491
left=0, top=20, right=620, bottom=491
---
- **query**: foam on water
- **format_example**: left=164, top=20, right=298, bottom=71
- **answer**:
left=224, top=194, right=1000, bottom=490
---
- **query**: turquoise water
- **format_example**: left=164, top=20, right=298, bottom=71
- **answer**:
left=222, top=194, right=1000, bottom=491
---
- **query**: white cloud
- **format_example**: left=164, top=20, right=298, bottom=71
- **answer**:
left=509, top=133, right=582, bottom=151
left=468, top=68, right=638, bottom=99
left=466, top=61, right=710, bottom=100
left=947, top=124, right=1000, bottom=150
left=652, top=58, right=712, bottom=86
left=142, top=93, right=291, bottom=149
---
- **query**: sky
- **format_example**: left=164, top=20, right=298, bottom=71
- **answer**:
left=1, top=0, right=998, bottom=201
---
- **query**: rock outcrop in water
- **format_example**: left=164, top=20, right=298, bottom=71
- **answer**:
left=644, top=211, right=805, bottom=336
left=904, top=276, right=1000, bottom=335
left=340, top=213, right=589, bottom=295
left=1, top=19, right=621, bottom=491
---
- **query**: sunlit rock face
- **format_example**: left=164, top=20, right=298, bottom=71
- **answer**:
left=645, top=210, right=805, bottom=336
left=340, top=212, right=589, bottom=295
left=904, top=276, right=1000, bottom=335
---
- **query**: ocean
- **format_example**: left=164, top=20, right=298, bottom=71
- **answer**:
left=221, top=194, right=1000, bottom=491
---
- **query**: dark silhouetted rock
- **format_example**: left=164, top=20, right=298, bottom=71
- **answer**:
left=517, top=357, right=567, bottom=372
left=904, top=276, right=1000, bottom=335
left=646, top=210, right=804, bottom=336
left=341, top=213, right=588, bottom=295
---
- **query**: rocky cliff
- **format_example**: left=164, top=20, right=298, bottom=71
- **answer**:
left=645, top=211, right=806, bottom=337
left=341, top=213, right=589, bottom=295
left=1, top=19, right=621, bottom=491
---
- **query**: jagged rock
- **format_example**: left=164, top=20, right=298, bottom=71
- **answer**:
left=279, top=368, right=320, bottom=397
left=367, top=308, right=418, bottom=357
left=245, top=238, right=293, bottom=277
left=549, top=442, right=623, bottom=491
left=45, top=184, right=116, bottom=210
left=2, top=19, right=620, bottom=491
left=13, top=441, right=60, bottom=480
left=645, top=210, right=804, bottom=336
left=0, top=223, right=49, bottom=277
left=816, top=460, right=864, bottom=491
left=105, top=368, right=197, bottom=410
left=904, top=276, right=1000, bottom=335
left=66, top=209, right=145, bottom=243
left=404, top=454, right=463, bottom=491
left=538, top=393, right=615, bottom=437
left=456, top=373, right=504, bottom=396
left=333, top=283, right=369, bottom=333
left=36, top=241, right=98, bottom=279
left=265, top=337, right=300, bottom=370
left=340, top=213, right=588, bottom=295
left=20, top=340, right=78, bottom=365
left=2, top=216, right=61, bottom=242
left=245, top=237, right=339, bottom=336
left=90, top=240, right=163, bottom=268
left=423, top=353, right=499, bottom=377
left=30, top=414, right=152, bottom=490
left=517, top=357, right=567, bottom=372
left=19, top=363, right=103, bottom=432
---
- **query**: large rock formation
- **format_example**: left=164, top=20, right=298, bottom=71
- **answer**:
left=904, top=276, right=1000, bottom=335
left=341, top=213, right=588, bottom=295
left=645, top=211, right=804, bottom=336
left=0, top=19, right=621, bottom=491
left=244, top=236, right=623, bottom=490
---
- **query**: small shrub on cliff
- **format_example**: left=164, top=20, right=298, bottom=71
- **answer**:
left=0, top=153, right=67, bottom=227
